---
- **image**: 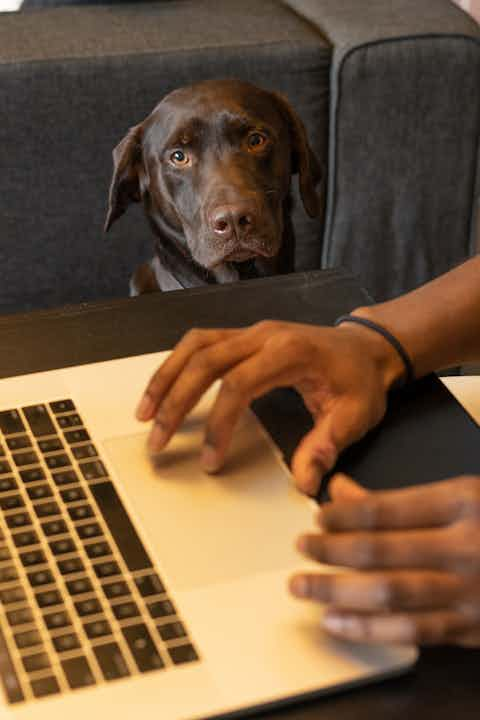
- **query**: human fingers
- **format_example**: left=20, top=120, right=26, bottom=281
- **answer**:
left=146, top=330, right=264, bottom=453
left=296, top=526, right=457, bottom=571
left=136, top=327, right=240, bottom=421
left=320, top=608, right=474, bottom=646
left=199, top=341, right=310, bottom=472
left=320, top=475, right=480, bottom=532
left=291, top=398, right=384, bottom=496
left=289, top=569, right=464, bottom=611
left=328, top=473, right=369, bottom=501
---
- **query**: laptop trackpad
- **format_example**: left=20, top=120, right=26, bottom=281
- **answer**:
left=102, top=409, right=316, bottom=592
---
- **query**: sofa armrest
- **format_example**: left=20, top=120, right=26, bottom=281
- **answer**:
left=285, top=0, right=480, bottom=301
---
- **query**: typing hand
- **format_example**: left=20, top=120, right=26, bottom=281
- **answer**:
left=290, top=474, right=480, bottom=647
left=135, top=321, right=402, bottom=495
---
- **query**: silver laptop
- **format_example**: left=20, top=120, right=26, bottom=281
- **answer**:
left=0, top=351, right=417, bottom=719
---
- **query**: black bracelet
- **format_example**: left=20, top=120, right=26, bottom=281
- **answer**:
left=334, top=314, right=415, bottom=388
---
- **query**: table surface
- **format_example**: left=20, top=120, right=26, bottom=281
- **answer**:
left=0, top=269, right=479, bottom=720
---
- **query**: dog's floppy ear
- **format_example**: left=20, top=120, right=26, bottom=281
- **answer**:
left=104, top=124, right=144, bottom=232
left=272, top=92, right=323, bottom=218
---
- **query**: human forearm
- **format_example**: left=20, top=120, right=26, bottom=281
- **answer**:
left=351, top=255, right=480, bottom=385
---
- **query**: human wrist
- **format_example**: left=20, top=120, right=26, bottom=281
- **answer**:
left=338, top=306, right=409, bottom=392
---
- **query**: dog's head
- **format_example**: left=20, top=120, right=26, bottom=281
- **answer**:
left=105, top=79, right=322, bottom=270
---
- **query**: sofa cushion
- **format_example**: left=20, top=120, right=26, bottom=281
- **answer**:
left=0, top=0, right=330, bottom=313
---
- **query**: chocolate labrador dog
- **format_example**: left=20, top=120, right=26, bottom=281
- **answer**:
left=105, top=79, right=322, bottom=292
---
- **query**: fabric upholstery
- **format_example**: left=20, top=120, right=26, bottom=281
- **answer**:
left=285, top=0, right=480, bottom=300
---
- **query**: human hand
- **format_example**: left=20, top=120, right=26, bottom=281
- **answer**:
left=136, top=319, right=404, bottom=495
left=290, top=473, right=480, bottom=646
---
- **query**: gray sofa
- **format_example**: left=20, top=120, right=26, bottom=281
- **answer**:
left=0, top=0, right=479, bottom=313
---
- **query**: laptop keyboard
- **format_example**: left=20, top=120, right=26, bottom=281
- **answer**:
left=0, top=400, right=199, bottom=704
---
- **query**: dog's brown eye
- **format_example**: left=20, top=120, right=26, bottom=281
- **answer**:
left=170, top=150, right=189, bottom=165
left=248, top=132, right=267, bottom=150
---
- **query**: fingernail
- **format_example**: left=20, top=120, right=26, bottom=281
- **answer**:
left=148, top=423, right=168, bottom=453
left=136, top=393, right=155, bottom=421
left=322, top=613, right=345, bottom=633
left=296, top=535, right=309, bottom=554
left=289, top=575, right=309, bottom=598
left=303, top=465, right=322, bottom=496
left=201, top=444, right=220, bottom=473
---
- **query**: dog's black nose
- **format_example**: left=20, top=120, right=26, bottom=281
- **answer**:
left=210, top=204, right=256, bottom=240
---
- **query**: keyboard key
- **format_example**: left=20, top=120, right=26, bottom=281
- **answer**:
left=12, top=451, right=38, bottom=467
left=122, top=624, right=164, bottom=673
left=38, top=437, right=64, bottom=453
left=14, top=628, right=42, bottom=649
left=57, top=558, right=84, bottom=576
left=0, top=477, right=17, bottom=493
left=6, top=607, right=34, bottom=627
left=12, top=530, right=39, bottom=549
left=34, top=501, right=60, bottom=518
left=28, top=569, right=54, bottom=587
left=50, top=400, right=76, bottom=414
left=44, top=611, right=71, bottom=630
left=0, top=443, right=4, bottom=456
left=64, top=429, right=90, bottom=444
left=93, top=561, right=120, bottom=579
left=112, top=601, right=140, bottom=621
left=57, top=414, right=82, bottom=428
left=0, top=626, right=24, bottom=703
left=52, top=469, right=79, bottom=486
left=41, top=519, right=68, bottom=536
left=0, top=494, right=24, bottom=511
left=84, top=619, right=112, bottom=639
left=36, top=589, right=63, bottom=608
left=157, top=621, right=187, bottom=642
left=72, top=444, right=97, bottom=460
left=66, top=577, right=93, bottom=596
left=79, top=461, right=107, bottom=481
left=76, top=523, right=102, bottom=540
left=90, top=482, right=152, bottom=572
left=61, top=656, right=95, bottom=689
left=135, top=574, right=165, bottom=598
left=22, top=405, right=56, bottom=437
left=6, top=512, right=32, bottom=529
left=147, top=599, right=175, bottom=619
left=27, top=484, right=53, bottom=501
left=0, top=566, right=18, bottom=583
left=31, top=676, right=60, bottom=698
left=0, top=460, right=11, bottom=474
left=6, top=435, right=31, bottom=451
left=84, top=541, right=111, bottom=559
left=102, top=581, right=130, bottom=600
left=20, top=549, right=46, bottom=567
left=0, top=586, right=26, bottom=604
left=68, top=504, right=94, bottom=521
left=168, top=643, right=198, bottom=665
left=45, top=454, right=71, bottom=470
left=93, top=642, right=130, bottom=681
left=0, top=546, right=11, bottom=561
left=49, top=538, right=77, bottom=555
left=20, top=467, right=45, bottom=484
left=22, top=652, right=51, bottom=673
left=0, top=410, right=25, bottom=435
left=74, top=598, right=102, bottom=617
left=61, top=487, right=86, bottom=504
left=53, top=633, right=80, bottom=653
